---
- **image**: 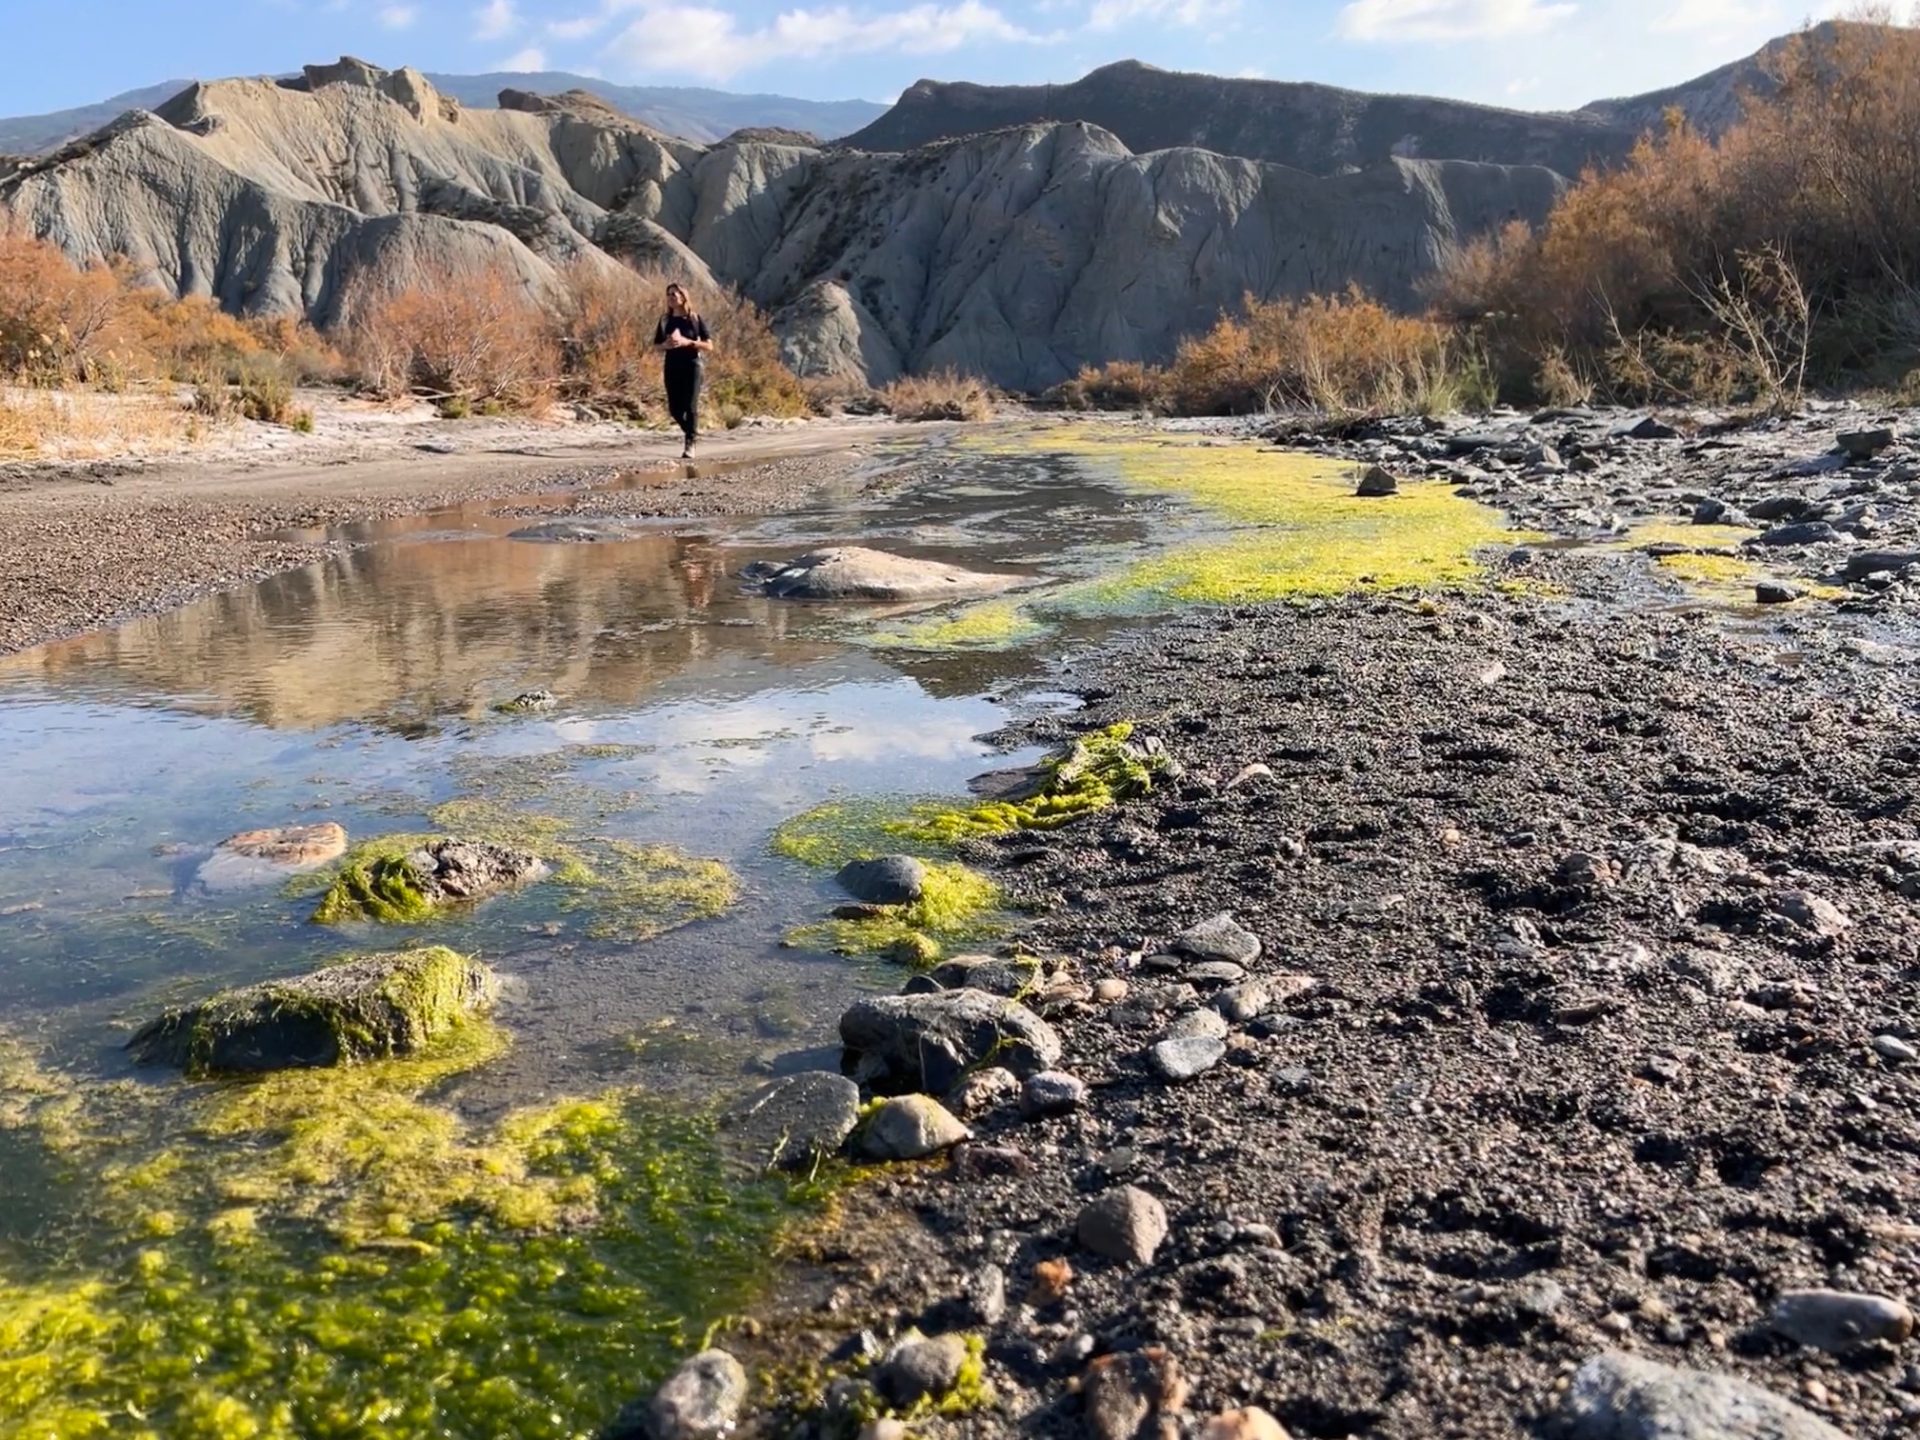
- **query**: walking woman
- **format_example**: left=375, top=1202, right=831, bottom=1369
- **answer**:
left=653, top=283, right=712, bottom=460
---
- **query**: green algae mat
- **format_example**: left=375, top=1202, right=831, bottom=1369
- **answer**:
left=865, top=425, right=1523, bottom=651
left=0, top=1023, right=827, bottom=1440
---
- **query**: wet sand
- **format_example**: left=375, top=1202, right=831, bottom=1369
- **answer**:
left=0, top=413, right=918, bottom=653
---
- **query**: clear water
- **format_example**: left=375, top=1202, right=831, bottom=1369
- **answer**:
left=0, top=436, right=1178, bottom=1107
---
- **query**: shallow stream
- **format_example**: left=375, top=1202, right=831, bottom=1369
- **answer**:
left=0, top=423, right=1524, bottom=1438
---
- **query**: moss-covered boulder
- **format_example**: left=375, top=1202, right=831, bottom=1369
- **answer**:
left=127, top=947, right=496, bottom=1074
left=312, top=837, right=548, bottom=924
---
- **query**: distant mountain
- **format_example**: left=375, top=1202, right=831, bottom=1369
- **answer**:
left=1577, top=21, right=1866, bottom=137
left=0, top=70, right=885, bottom=154
left=840, top=60, right=1639, bottom=176
left=0, top=81, right=193, bottom=154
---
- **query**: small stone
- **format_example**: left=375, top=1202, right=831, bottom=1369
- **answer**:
left=1614, top=415, right=1680, bottom=441
left=1201, top=1408, right=1293, bottom=1440
left=840, top=990, right=1062, bottom=1093
left=1749, top=520, right=1840, bottom=548
left=1183, top=960, right=1248, bottom=987
left=1149, top=1035, right=1225, bottom=1081
left=1077, top=1185, right=1170, bottom=1266
left=950, top=1143, right=1032, bottom=1181
left=1161, top=1009, right=1231, bottom=1042
left=1754, top=580, right=1801, bottom=604
left=962, top=1263, right=1007, bottom=1325
left=1172, top=913, right=1261, bottom=964
left=1214, top=973, right=1313, bottom=1023
left=1080, top=1347, right=1188, bottom=1440
left=1838, top=427, right=1897, bottom=460
left=1356, top=465, right=1398, bottom=497
left=1022, top=1070, right=1088, bottom=1117
left=860, top=1094, right=969, bottom=1160
left=1030, top=1256, right=1074, bottom=1303
left=1560, top=1352, right=1851, bottom=1439
left=495, top=689, right=559, bottom=712
left=949, top=1065, right=1023, bottom=1117
left=642, top=1349, right=747, bottom=1440
left=1770, top=1289, right=1914, bottom=1353
left=885, top=932, right=941, bottom=967
left=1874, top=1034, right=1917, bottom=1063
left=1093, top=978, right=1130, bottom=1003
left=874, top=1332, right=970, bottom=1409
left=1225, top=762, right=1274, bottom=790
left=1774, top=889, right=1850, bottom=938
left=836, top=855, right=928, bottom=905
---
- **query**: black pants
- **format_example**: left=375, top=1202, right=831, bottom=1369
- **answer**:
left=665, top=365, right=700, bottom=445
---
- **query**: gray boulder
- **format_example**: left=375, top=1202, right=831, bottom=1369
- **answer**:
left=128, top=947, right=494, bottom=1074
left=640, top=1349, right=748, bottom=1440
left=1149, top=1035, right=1226, bottom=1081
left=1837, top=427, right=1896, bottom=460
left=1558, top=1352, right=1851, bottom=1439
left=840, top=990, right=1062, bottom=1094
left=874, top=1333, right=971, bottom=1409
left=835, top=855, right=927, bottom=905
left=748, top=546, right=1022, bottom=602
left=1356, top=465, right=1398, bottom=497
left=721, top=1071, right=861, bottom=1171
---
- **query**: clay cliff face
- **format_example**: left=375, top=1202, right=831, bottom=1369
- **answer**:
left=0, top=59, right=1566, bottom=390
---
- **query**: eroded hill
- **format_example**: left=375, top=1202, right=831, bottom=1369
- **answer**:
left=1, top=58, right=1566, bottom=391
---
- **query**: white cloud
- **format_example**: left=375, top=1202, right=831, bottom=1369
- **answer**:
left=547, top=12, right=607, bottom=38
left=499, top=45, right=551, bottom=68
left=1649, top=0, right=1775, bottom=32
left=1086, top=0, right=1239, bottom=30
left=1336, top=0, right=1574, bottom=41
left=474, top=0, right=518, bottom=39
left=604, top=2, right=1047, bottom=80
left=378, top=2, right=418, bottom=26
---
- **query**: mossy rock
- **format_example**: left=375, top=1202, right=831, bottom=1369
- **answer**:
left=312, top=837, right=548, bottom=925
left=127, top=947, right=497, bottom=1074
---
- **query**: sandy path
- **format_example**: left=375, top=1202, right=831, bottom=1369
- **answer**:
left=0, top=412, right=917, bottom=654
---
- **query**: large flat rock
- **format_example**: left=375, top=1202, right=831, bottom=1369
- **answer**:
left=127, top=946, right=496, bottom=1074
left=746, top=547, right=1024, bottom=602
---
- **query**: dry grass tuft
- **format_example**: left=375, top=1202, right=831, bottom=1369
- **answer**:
left=880, top=369, right=995, bottom=422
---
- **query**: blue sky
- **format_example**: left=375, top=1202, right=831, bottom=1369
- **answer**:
left=4, top=0, right=1837, bottom=117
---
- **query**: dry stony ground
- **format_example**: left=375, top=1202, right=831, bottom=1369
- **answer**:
left=738, top=407, right=1920, bottom=1440
left=0, top=401, right=901, bottom=654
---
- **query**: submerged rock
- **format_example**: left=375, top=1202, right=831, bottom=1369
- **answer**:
left=127, top=947, right=495, bottom=1074
left=493, top=689, right=558, bottom=713
left=746, top=546, right=1023, bottom=601
left=721, top=1071, right=861, bottom=1171
left=1559, top=1352, right=1851, bottom=1439
left=839, top=990, right=1062, bottom=1093
left=506, top=520, right=638, bottom=543
left=313, top=837, right=548, bottom=924
left=196, top=822, right=348, bottom=891
left=836, top=854, right=928, bottom=905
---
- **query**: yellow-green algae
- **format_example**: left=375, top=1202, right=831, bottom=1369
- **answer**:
left=771, top=725, right=1166, bottom=962
left=295, top=799, right=735, bottom=941
left=0, top=1023, right=830, bottom=1440
left=1619, top=518, right=1843, bottom=604
left=966, top=426, right=1524, bottom=614
left=863, top=599, right=1050, bottom=653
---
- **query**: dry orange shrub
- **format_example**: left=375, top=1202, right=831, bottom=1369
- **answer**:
left=1434, top=17, right=1920, bottom=398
